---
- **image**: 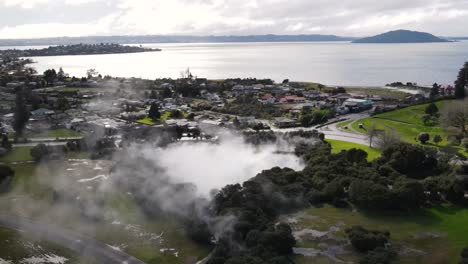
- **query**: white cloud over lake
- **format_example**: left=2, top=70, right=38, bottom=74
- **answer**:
left=0, top=0, right=468, bottom=38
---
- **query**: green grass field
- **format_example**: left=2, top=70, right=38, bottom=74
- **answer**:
left=0, top=147, right=33, bottom=162
left=345, top=87, right=411, bottom=99
left=137, top=112, right=171, bottom=125
left=294, top=205, right=468, bottom=264
left=26, top=129, right=82, bottom=138
left=326, top=139, right=381, bottom=161
left=349, top=100, right=467, bottom=156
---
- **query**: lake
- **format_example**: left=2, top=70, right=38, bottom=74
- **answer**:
left=20, top=41, right=468, bottom=86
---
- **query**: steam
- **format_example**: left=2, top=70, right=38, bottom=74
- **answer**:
left=136, top=133, right=304, bottom=196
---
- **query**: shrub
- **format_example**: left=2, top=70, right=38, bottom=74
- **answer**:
left=417, top=133, right=430, bottom=144
left=345, top=226, right=390, bottom=253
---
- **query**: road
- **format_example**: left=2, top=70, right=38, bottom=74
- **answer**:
left=318, top=113, right=370, bottom=145
left=12, top=137, right=84, bottom=148
left=0, top=215, right=146, bottom=264
left=270, top=112, right=370, bottom=146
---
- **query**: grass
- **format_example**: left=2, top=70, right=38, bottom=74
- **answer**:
left=137, top=112, right=171, bottom=125
left=0, top=160, right=211, bottom=264
left=0, top=147, right=33, bottom=162
left=25, top=129, right=82, bottom=138
left=0, top=227, right=96, bottom=264
left=336, top=119, right=353, bottom=128
left=326, top=139, right=381, bottom=161
left=345, top=87, right=412, bottom=99
left=293, top=205, right=468, bottom=264
left=350, top=100, right=467, bottom=156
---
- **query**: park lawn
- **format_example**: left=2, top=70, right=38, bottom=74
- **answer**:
left=350, top=100, right=468, bottom=156
left=293, top=205, right=468, bottom=264
left=326, top=139, right=381, bottom=161
left=336, top=120, right=353, bottom=129
left=26, top=129, right=82, bottom=138
left=137, top=117, right=156, bottom=125
left=345, top=87, right=411, bottom=99
left=137, top=112, right=171, bottom=125
left=0, top=147, right=33, bottom=162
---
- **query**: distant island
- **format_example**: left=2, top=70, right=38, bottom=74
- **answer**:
left=0, top=34, right=356, bottom=46
left=0, top=43, right=161, bottom=57
left=353, top=29, right=450, bottom=43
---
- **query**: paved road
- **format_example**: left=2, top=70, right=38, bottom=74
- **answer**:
left=0, top=215, right=146, bottom=264
left=270, top=112, right=371, bottom=146
left=318, top=114, right=370, bottom=145
left=12, top=137, right=84, bottom=148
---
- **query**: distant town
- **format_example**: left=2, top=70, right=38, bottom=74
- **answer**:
left=1, top=43, right=160, bottom=57
left=0, top=47, right=459, bottom=150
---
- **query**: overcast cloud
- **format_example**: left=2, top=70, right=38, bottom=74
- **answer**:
left=0, top=0, right=467, bottom=38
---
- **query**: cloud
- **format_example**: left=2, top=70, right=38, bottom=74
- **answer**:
left=1, top=0, right=468, bottom=38
left=1, top=0, right=49, bottom=8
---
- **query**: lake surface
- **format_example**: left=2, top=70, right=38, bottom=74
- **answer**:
left=21, top=41, right=468, bottom=86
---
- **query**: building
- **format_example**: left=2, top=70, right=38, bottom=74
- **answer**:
left=274, top=117, right=298, bottom=128
left=342, top=98, right=373, bottom=112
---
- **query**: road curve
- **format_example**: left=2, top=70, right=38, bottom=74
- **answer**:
left=0, top=215, right=146, bottom=264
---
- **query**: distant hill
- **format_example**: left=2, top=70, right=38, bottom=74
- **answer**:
left=0, top=34, right=356, bottom=46
left=353, top=30, right=450, bottom=43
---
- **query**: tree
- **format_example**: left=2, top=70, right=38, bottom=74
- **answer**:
left=0, top=165, right=14, bottom=192
left=162, top=87, right=173, bottom=98
left=87, top=69, right=99, bottom=79
left=425, top=102, right=439, bottom=116
left=1, top=134, right=11, bottom=150
left=441, top=99, right=468, bottom=137
left=433, top=134, right=443, bottom=145
left=376, top=130, right=401, bottom=150
left=367, top=123, right=379, bottom=148
left=13, top=87, right=30, bottom=140
left=345, top=226, right=390, bottom=253
left=421, top=114, right=432, bottom=126
left=455, top=62, right=467, bottom=99
left=361, top=247, right=397, bottom=264
left=460, top=247, right=468, bottom=264
left=30, top=143, right=50, bottom=161
left=417, top=133, right=430, bottom=144
left=56, top=95, right=69, bottom=111
left=43, top=69, right=57, bottom=86
left=148, top=103, right=161, bottom=121
left=57, top=67, right=67, bottom=82
left=170, top=109, right=183, bottom=119
left=430, top=83, right=440, bottom=99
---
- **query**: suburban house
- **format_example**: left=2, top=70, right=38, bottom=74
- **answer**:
left=274, top=117, right=298, bottom=128
left=342, top=98, right=373, bottom=112
left=278, top=95, right=307, bottom=104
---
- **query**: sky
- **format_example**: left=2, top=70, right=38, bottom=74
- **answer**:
left=0, top=0, right=468, bottom=39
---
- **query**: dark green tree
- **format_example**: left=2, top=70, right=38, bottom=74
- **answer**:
left=433, top=134, right=443, bottom=145
left=430, top=83, right=440, bottom=99
left=57, top=67, right=66, bottom=81
left=148, top=103, right=161, bottom=121
left=43, top=69, right=57, bottom=86
left=455, top=62, right=467, bottom=98
left=345, top=226, right=390, bottom=253
left=425, top=102, right=439, bottom=116
left=417, top=133, right=430, bottom=144
left=13, top=87, right=30, bottom=140
left=30, top=143, right=50, bottom=162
